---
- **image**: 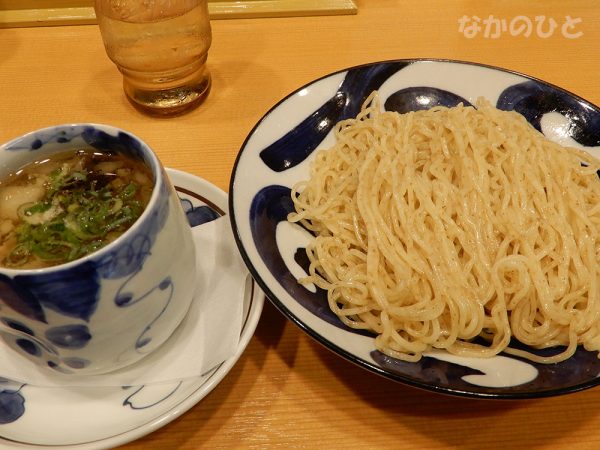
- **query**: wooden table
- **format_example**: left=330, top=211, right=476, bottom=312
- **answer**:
left=1, top=1, right=599, bottom=448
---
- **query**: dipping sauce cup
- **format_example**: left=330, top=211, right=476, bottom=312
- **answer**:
left=0, top=124, right=196, bottom=375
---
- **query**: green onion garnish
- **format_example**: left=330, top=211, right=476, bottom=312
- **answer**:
left=4, top=166, right=146, bottom=267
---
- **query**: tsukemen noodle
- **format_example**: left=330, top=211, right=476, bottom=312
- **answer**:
left=289, top=92, right=600, bottom=365
left=0, top=149, right=153, bottom=269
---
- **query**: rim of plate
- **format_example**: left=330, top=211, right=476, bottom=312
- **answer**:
left=228, top=58, right=600, bottom=399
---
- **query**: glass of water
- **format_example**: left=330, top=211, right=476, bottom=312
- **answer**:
left=95, top=0, right=212, bottom=116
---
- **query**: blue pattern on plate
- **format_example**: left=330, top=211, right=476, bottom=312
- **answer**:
left=259, top=61, right=411, bottom=172
left=250, top=185, right=375, bottom=336
left=181, top=199, right=221, bottom=226
left=384, top=86, right=472, bottom=112
left=232, top=59, right=600, bottom=399
left=497, top=80, right=600, bottom=147
left=122, top=382, right=183, bottom=410
left=0, top=381, right=25, bottom=424
left=372, top=337, right=600, bottom=396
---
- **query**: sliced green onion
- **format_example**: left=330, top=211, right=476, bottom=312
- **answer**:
left=3, top=165, right=146, bottom=267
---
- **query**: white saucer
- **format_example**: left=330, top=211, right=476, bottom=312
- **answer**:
left=0, top=168, right=265, bottom=449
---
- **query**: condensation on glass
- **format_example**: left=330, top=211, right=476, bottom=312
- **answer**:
left=95, top=0, right=212, bottom=116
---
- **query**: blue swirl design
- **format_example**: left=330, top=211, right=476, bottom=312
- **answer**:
left=87, top=175, right=169, bottom=360
left=107, top=189, right=222, bottom=353
left=0, top=274, right=46, bottom=323
left=9, top=262, right=100, bottom=322
left=181, top=199, right=221, bottom=227
left=0, top=263, right=99, bottom=370
left=96, top=234, right=152, bottom=281
left=16, top=338, right=41, bottom=356
left=0, top=322, right=57, bottom=358
left=81, top=128, right=148, bottom=163
left=45, top=324, right=91, bottom=349
left=4, top=126, right=87, bottom=152
left=112, top=195, right=224, bottom=412
left=0, top=380, right=26, bottom=424
left=242, top=62, right=600, bottom=397
left=259, top=61, right=411, bottom=172
left=497, top=80, right=600, bottom=147
left=384, top=87, right=472, bottom=112
left=0, top=125, right=169, bottom=321
left=0, top=318, right=34, bottom=336
left=0, top=126, right=171, bottom=373
left=96, top=176, right=169, bottom=280
left=4, top=126, right=149, bottom=162
left=250, top=185, right=374, bottom=336
left=122, top=382, right=183, bottom=410
left=371, top=338, right=600, bottom=395
left=115, top=273, right=174, bottom=351
left=0, top=191, right=223, bottom=426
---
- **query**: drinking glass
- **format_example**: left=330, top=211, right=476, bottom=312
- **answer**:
left=95, top=0, right=212, bottom=116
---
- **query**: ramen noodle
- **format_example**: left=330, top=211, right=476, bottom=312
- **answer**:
left=288, top=92, right=600, bottom=364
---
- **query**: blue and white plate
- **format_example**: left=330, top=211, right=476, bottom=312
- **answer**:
left=0, top=169, right=265, bottom=448
left=229, top=59, right=600, bottom=399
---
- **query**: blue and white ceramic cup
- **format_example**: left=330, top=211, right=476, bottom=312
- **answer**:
left=0, top=124, right=197, bottom=375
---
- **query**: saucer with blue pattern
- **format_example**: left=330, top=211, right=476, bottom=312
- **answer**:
left=0, top=169, right=264, bottom=448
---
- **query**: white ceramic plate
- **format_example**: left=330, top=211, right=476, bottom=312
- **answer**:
left=0, top=168, right=264, bottom=448
left=229, top=59, right=600, bottom=399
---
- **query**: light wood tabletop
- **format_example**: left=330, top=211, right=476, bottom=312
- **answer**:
left=1, top=1, right=600, bottom=449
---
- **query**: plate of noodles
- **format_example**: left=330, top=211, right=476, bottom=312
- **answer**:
left=229, top=59, right=600, bottom=398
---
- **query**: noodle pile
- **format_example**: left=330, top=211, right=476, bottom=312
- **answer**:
left=288, top=92, right=600, bottom=364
